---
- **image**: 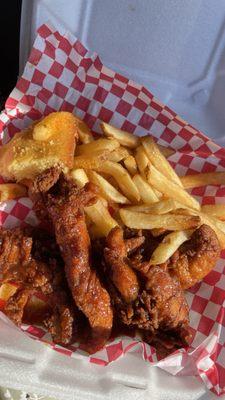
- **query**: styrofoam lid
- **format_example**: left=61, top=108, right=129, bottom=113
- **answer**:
left=20, top=0, right=225, bottom=146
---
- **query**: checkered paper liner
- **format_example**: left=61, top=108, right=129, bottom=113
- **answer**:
left=0, top=23, right=225, bottom=396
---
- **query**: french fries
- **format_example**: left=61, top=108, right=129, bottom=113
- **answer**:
left=107, top=146, right=130, bottom=162
left=70, top=169, right=109, bottom=208
left=70, top=168, right=89, bottom=188
left=208, top=216, right=225, bottom=235
left=85, top=199, right=118, bottom=237
left=181, top=172, right=225, bottom=189
left=120, top=209, right=201, bottom=230
left=101, top=122, right=139, bottom=148
left=96, top=161, right=140, bottom=203
left=149, top=231, right=189, bottom=265
left=201, top=204, right=225, bottom=220
left=73, top=150, right=111, bottom=169
left=72, top=121, right=225, bottom=252
left=76, top=138, right=119, bottom=156
left=87, top=170, right=129, bottom=204
left=135, top=145, right=149, bottom=176
left=173, top=208, right=225, bottom=248
left=141, top=136, right=182, bottom=186
left=124, top=199, right=179, bottom=214
left=101, top=123, right=174, bottom=157
left=0, top=183, right=27, bottom=202
left=124, top=155, right=137, bottom=175
left=147, top=164, right=200, bottom=210
left=77, top=120, right=94, bottom=144
left=0, top=282, right=18, bottom=302
left=132, top=174, right=158, bottom=204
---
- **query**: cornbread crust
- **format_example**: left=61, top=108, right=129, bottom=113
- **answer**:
left=0, top=112, right=79, bottom=181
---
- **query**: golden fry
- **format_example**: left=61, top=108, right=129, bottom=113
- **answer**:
left=135, top=145, right=149, bottom=176
left=107, top=146, right=131, bottom=162
left=132, top=174, right=158, bottom=204
left=141, top=136, right=182, bottom=186
left=124, top=155, right=137, bottom=176
left=201, top=204, right=225, bottom=220
left=87, top=170, right=129, bottom=204
left=0, top=283, right=18, bottom=302
left=150, top=231, right=189, bottom=265
left=73, top=150, right=110, bottom=170
left=124, top=199, right=178, bottom=214
left=147, top=164, right=200, bottom=210
left=181, top=172, right=225, bottom=189
left=96, top=161, right=140, bottom=203
left=70, top=168, right=89, bottom=188
left=76, top=138, right=119, bottom=156
left=101, top=122, right=139, bottom=148
left=77, top=120, right=94, bottom=144
left=120, top=209, right=201, bottom=230
left=173, top=208, right=225, bottom=248
left=85, top=199, right=118, bottom=237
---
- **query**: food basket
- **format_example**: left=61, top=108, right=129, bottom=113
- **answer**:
left=0, top=1, right=225, bottom=399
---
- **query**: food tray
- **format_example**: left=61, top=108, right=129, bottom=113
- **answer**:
left=1, top=1, right=225, bottom=399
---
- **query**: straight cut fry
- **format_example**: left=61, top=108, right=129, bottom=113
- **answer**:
left=181, top=172, right=225, bottom=189
left=85, top=199, right=118, bottom=236
left=124, top=199, right=179, bottom=214
left=101, top=122, right=139, bottom=148
left=124, top=155, right=137, bottom=175
left=87, top=170, right=129, bottom=204
left=120, top=209, right=201, bottom=230
left=0, top=283, right=18, bottom=303
left=147, top=164, right=200, bottom=210
left=77, top=120, right=94, bottom=144
left=201, top=204, right=225, bottom=220
left=173, top=208, right=225, bottom=248
left=141, top=136, right=182, bottom=186
left=70, top=168, right=89, bottom=188
left=76, top=138, right=119, bottom=156
left=132, top=174, right=158, bottom=204
left=73, top=150, right=110, bottom=170
left=108, top=146, right=131, bottom=162
left=135, top=145, right=149, bottom=176
left=149, top=231, right=189, bottom=265
left=96, top=161, right=140, bottom=202
left=0, top=183, right=27, bottom=201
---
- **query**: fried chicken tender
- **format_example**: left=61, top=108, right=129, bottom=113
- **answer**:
left=35, top=173, right=113, bottom=353
left=4, top=289, right=31, bottom=326
left=99, top=228, right=191, bottom=354
left=135, top=263, right=189, bottom=330
left=113, top=260, right=190, bottom=335
left=169, top=224, right=221, bottom=289
left=0, top=227, right=76, bottom=345
left=0, top=227, right=32, bottom=276
left=104, top=227, right=141, bottom=303
left=28, top=166, right=61, bottom=220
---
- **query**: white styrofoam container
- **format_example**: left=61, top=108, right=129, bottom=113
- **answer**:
left=20, top=0, right=225, bottom=146
left=1, top=0, right=225, bottom=399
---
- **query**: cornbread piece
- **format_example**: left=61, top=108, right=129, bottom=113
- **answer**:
left=0, top=112, right=79, bottom=181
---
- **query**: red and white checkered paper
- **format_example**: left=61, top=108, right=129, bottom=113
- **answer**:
left=1, top=23, right=225, bottom=396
